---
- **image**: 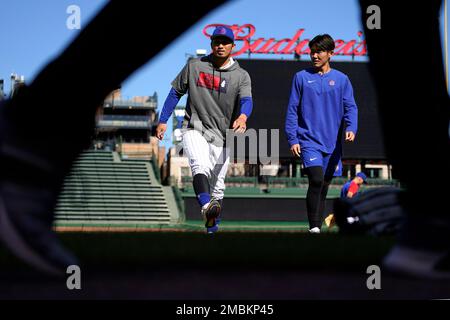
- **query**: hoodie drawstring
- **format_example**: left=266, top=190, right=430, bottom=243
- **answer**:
left=212, top=68, right=222, bottom=100
left=218, top=70, right=222, bottom=100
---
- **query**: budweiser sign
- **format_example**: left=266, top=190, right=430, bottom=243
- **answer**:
left=203, top=24, right=367, bottom=57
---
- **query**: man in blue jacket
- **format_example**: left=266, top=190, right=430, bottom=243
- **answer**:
left=285, top=34, right=358, bottom=234
left=340, top=172, right=367, bottom=199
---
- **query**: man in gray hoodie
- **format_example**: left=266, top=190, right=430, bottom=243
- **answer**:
left=156, top=25, right=253, bottom=233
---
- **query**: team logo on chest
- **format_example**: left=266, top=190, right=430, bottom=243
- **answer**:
left=197, top=72, right=228, bottom=93
left=329, top=80, right=336, bottom=86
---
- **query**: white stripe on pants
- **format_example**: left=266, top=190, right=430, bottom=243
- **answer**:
left=182, top=130, right=230, bottom=200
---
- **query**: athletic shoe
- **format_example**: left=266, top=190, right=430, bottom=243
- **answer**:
left=309, top=227, right=321, bottom=234
left=203, top=199, right=221, bottom=229
left=206, top=218, right=221, bottom=234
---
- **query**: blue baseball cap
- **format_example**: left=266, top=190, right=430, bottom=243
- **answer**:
left=356, top=172, right=367, bottom=183
left=211, top=26, right=235, bottom=43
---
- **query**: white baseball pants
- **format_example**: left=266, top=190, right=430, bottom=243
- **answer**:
left=182, top=129, right=230, bottom=200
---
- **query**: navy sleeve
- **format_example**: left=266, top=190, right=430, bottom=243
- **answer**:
left=159, top=87, right=183, bottom=124
left=343, top=76, right=358, bottom=134
left=285, top=74, right=301, bottom=147
left=239, top=97, right=253, bottom=118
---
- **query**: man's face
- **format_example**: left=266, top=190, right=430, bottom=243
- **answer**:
left=310, top=47, right=333, bottom=68
left=356, top=177, right=364, bottom=185
left=211, top=37, right=235, bottom=59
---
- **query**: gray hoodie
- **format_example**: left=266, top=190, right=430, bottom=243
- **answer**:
left=171, top=55, right=252, bottom=146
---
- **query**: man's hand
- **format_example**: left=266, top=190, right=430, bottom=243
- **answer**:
left=156, top=123, right=167, bottom=140
left=345, top=131, right=355, bottom=142
left=290, top=144, right=301, bottom=157
left=232, top=114, right=247, bottom=133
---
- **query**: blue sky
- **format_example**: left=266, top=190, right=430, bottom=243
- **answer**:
left=1, top=0, right=449, bottom=149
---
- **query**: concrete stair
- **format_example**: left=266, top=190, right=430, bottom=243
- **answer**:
left=54, top=150, right=183, bottom=227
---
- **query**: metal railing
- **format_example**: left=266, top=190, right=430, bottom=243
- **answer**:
left=104, top=100, right=156, bottom=109
left=97, top=115, right=151, bottom=129
left=180, top=175, right=400, bottom=189
left=100, top=115, right=150, bottom=121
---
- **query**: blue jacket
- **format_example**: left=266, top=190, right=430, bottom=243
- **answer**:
left=285, top=68, right=358, bottom=154
left=341, top=180, right=361, bottom=198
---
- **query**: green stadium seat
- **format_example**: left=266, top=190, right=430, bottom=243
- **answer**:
left=54, top=150, right=180, bottom=226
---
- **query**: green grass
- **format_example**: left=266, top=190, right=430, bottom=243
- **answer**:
left=181, top=220, right=321, bottom=232
left=53, top=220, right=333, bottom=233
left=0, top=230, right=395, bottom=273
left=181, top=192, right=338, bottom=199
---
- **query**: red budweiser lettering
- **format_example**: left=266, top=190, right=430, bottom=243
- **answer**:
left=203, top=24, right=367, bottom=57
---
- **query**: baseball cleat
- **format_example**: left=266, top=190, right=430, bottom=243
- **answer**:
left=203, top=199, right=221, bottom=229
left=206, top=218, right=221, bottom=234
left=309, top=227, right=321, bottom=234
left=206, top=225, right=219, bottom=234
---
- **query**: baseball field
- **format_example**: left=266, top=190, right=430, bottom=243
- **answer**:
left=1, top=223, right=450, bottom=300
